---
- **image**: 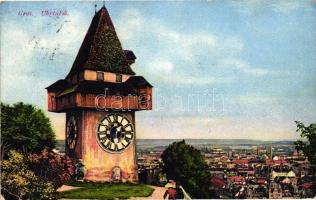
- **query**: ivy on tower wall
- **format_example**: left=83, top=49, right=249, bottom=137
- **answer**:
left=86, top=28, right=133, bottom=75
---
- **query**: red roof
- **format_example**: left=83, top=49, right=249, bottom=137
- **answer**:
left=300, top=183, right=312, bottom=189
left=266, top=159, right=287, bottom=166
left=210, top=177, right=225, bottom=188
left=234, top=159, right=249, bottom=165
left=274, top=160, right=288, bottom=165
left=266, top=159, right=274, bottom=165
left=257, top=178, right=266, bottom=184
left=229, top=176, right=245, bottom=183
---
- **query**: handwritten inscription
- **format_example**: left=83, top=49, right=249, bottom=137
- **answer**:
left=41, top=10, right=69, bottom=16
left=18, top=10, right=69, bottom=17
left=18, top=11, right=33, bottom=16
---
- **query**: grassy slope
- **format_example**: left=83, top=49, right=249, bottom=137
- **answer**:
left=59, top=182, right=154, bottom=200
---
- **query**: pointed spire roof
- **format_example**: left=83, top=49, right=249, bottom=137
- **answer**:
left=66, top=6, right=135, bottom=78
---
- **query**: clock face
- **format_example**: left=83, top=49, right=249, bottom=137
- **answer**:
left=66, top=115, right=78, bottom=150
left=96, top=113, right=134, bottom=153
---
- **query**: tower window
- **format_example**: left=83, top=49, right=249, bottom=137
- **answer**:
left=97, top=72, right=104, bottom=81
left=116, top=74, right=122, bottom=82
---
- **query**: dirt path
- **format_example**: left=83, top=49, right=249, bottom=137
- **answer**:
left=130, top=185, right=167, bottom=200
left=57, top=185, right=82, bottom=192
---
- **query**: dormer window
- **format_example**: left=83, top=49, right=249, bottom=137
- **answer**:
left=97, top=71, right=104, bottom=81
left=116, top=74, right=122, bottom=82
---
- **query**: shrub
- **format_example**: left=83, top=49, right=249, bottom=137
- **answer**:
left=1, top=150, right=55, bottom=200
left=1, top=150, right=75, bottom=199
left=27, top=149, right=75, bottom=190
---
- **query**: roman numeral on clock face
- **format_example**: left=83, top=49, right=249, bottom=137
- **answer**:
left=125, top=132, right=133, bottom=139
left=102, top=139, right=111, bottom=148
left=117, top=115, right=123, bottom=123
left=117, top=143, right=124, bottom=150
left=109, top=115, right=115, bottom=123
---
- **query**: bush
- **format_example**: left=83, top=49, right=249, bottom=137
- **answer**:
left=1, top=150, right=75, bottom=199
left=1, top=150, right=55, bottom=200
left=27, top=149, right=75, bottom=190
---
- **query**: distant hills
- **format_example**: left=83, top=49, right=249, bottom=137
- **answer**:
left=136, top=139, right=295, bottom=148
left=57, top=139, right=294, bottom=150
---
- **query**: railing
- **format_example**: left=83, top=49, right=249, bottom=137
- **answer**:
left=179, top=186, right=192, bottom=200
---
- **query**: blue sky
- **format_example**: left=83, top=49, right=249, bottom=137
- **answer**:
left=1, top=1, right=316, bottom=140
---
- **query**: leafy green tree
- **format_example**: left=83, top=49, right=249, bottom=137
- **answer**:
left=161, top=140, right=213, bottom=198
left=1, top=102, right=56, bottom=155
left=295, top=121, right=316, bottom=164
left=294, top=121, right=316, bottom=194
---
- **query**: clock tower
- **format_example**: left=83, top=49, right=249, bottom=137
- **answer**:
left=46, top=6, right=152, bottom=182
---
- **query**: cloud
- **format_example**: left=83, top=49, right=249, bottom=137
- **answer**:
left=136, top=115, right=230, bottom=139
left=2, top=4, right=311, bottom=141
left=218, top=58, right=270, bottom=76
left=150, top=59, right=174, bottom=73
left=230, top=0, right=313, bottom=15
left=154, top=25, right=218, bottom=61
left=115, top=8, right=250, bottom=86
left=1, top=24, right=44, bottom=104
left=116, top=10, right=220, bottom=61
left=159, top=74, right=232, bottom=86
left=234, top=95, right=280, bottom=105
left=116, top=9, right=145, bottom=41
left=1, top=10, right=89, bottom=105
left=270, top=1, right=313, bottom=13
left=1, top=25, right=33, bottom=73
left=0, top=10, right=88, bottom=138
left=136, top=114, right=298, bottom=140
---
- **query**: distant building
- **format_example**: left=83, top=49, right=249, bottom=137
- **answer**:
left=228, top=176, right=246, bottom=185
left=269, top=182, right=283, bottom=199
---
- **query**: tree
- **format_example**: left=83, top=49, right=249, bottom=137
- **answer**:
left=1, top=102, right=56, bottom=155
left=294, top=121, right=316, bottom=194
left=161, top=140, right=213, bottom=198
